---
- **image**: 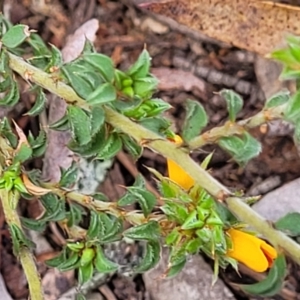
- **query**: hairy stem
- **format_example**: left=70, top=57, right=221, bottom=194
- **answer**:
left=0, top=188, right=43, bottom=300
left=188, top=105, right=286, bottom=150
left=7, top=51, right=300, bottom=266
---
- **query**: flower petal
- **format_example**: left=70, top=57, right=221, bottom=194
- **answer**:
left=167, top=158, right=195, bottom=190
left=227, top=228, right=276, bottom=272
left=167, top=135, right=195, bottom=190
left=260, top=240, right=278, bottom=267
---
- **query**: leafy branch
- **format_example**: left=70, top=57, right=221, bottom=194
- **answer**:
left=6, top=50, right=300, bottom=267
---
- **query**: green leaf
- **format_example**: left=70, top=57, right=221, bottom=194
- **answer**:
left=264, top=90, right=290, bottom=109
left=167, top=259, right=186, bottom=277
left=133, top=174, right=146, bottom=188
left=0, top=77, right=11, bottom=92
left=9, top=223, right=35, bottom=255
left=161, top=200, right=189, bottom=224
left=181, top=210, right=204, bottom=230
left=218, top=132, right=261, bottom=165
left=97, top=132, right=122, bottom=160
left=78, top=263, right=94, bottom=284
left=115, top=97, right=143, bottom=116
left=284, top=90, right=300, bottom=124
left=40, top=193, right=60, bottom=215
left=49, top=114, right=70, bottom=131
left=26, top=88, right=46, bottom=116
left=86, top=83, right=116, bottom=105
left=139, top=117, right=171, bottom=135
left=185, top=238, right=202, bottom=254
left=280, top=66, right=300, bottom=80
left=117, top=192, right=136, bottom=206
left=294, top=123, right=300, bottom=145
left=82, top=38, right=96, bottom=54
left=75, top=293, right=86, bottom=300
left=80, top=248, right=96, bottom=267
left=58, top=253, right=80, bottom=272
left=0, top=118, right=17, bottom=148
left=182, top=99, right=208, bottom=142
left=240, top=254, right=286, bottom=297
left=27, top=33, right=50, bottom=56
left=99, top=215, right=123, bottom=243
left=13, top=143, right=32, bottom=163
left=28, top=130, right=47, bottom=158
left=220, top=89, right=243, bottom=122
left=93, top=192, right=109, bottom=202
left=66, top=241, right=85, bottom=252
left=87, top=210, right=101, bottom=239
left=46, top=44, right=63, bottom=70
left=128, top=49, right=151, bottom=79
left=59, top=161, right=78, bottom=188
left=21, top=217, right=47, bottom=232
left=127, top=187, right=156, bottom=217
left=123, top=221, right=160, bottom=241
left=114, top=69, right=133, bottom=90
left=67, top=203, right=84, bottom=227
left=61, top=66, right=94, bottom=99
left=0, top=50, right=9, bottom=73
left=68, top=126, right=106, bottom=158
left=83, top=53, right=115, bottom=82
left=0, top=80, right=20, bottom=106
left=45, top=250, right=67, bottom=268
left=135, top=241, right=160, bottom=272
left=2, top=24, right=30, bottom=48
left=90, top=106, right=105, bottom=136
left=133, top=76, right=158, bottom=98
left=275, top=212, right=300, bottom=236
left=94, top=246, right=118, bottom=273
left=67, top=106, right=92, bottom=146
left=41, top=199, right=66, bottom=222
left=121, top=134, right=142, bottom=159
left=167, top=248, right=187, bottom=277
left=166, top=229, right=180, bottom=245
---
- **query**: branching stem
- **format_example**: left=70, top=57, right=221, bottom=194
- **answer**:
left=7, top=51, right=300, bottom=267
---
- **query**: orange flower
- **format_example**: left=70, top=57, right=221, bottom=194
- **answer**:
left=167, top=135, right=195, bottom=190
left=227, top=228, right=277, bottom=272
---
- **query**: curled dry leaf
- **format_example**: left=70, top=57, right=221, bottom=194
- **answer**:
left=152, top=67, right=206, bottom=92
left=22, top=173, right=51, bottom=196
left=12, top=120, right=30, bottom=153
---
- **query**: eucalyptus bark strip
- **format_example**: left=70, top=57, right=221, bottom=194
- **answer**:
left=141, top=0, right=300, bottom=55
left=7, top=51, right=300, bottom=266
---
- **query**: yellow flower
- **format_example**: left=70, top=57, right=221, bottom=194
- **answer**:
left=167, top=135, right=195, bottom=190
left=227, top=228, right=277, bottom=272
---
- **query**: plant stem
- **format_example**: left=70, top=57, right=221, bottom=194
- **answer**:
left=188, top=105, right=286, bottom=150
left=0, top=136, right=43, bottom=300
left=7, top=51, right=300, bottom=266
left=0, top=189, right=43, bottom=300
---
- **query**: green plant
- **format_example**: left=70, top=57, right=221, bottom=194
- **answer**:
left=0, top=19, right=300, bottom=300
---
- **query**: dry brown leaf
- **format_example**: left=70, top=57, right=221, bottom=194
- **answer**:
left=152, top=67, right=206, bottom=92
left=140, top=0, right=300, bottom=55
left=12, top=120, right=29, bottom=149
left=22, top=173, right=51, bottom=196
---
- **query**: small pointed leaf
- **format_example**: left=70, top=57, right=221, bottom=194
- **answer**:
left=67, top=106, right=92, bottom=146
left=182, top=99, right=208, bottom=142
left=2, top=24, right=31, bottom=48
left=220, top=89, right=243, bottom=122
left=123, top=221, right=160, bottom=241
left=86, top=83, right=116, bottom=105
